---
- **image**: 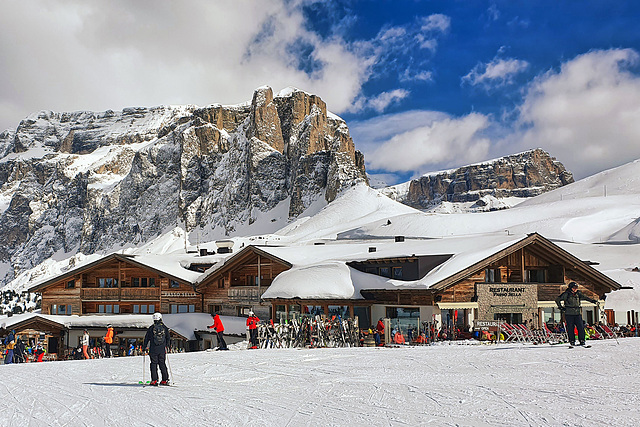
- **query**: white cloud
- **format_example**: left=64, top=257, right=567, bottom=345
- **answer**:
left=417, top=14, right=451, bottom=52
left=366, top=89, right=410, bottom=113
left=401, top=69, right=433, bottom=82
left=0, top=0, right=382, bottom=132
left=365, top=113, right=491, bottom=174
left=516, top=48, right=640, bottom=178
left=463, top=57, right=529, bottom=88
left=421, top=14, right=451, bottom=33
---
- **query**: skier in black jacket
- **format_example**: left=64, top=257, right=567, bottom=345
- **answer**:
left=555, top=282, right=597, bottom=346
left=143, top=312, right=171, bottom=386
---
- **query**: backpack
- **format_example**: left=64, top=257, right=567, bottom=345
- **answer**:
left=152, top=323, right=166, bottom=346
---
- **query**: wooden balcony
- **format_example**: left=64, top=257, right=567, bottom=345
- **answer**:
left=81, top=287, right=160, bottom=301
left=120, top=287, right=160, bottom=301
left=81, top=288, right=120, bottom=301
left=228, top=287, right=267, bottom=302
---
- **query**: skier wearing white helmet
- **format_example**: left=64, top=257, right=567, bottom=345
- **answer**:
left=143, top=312, right=170, bottom=385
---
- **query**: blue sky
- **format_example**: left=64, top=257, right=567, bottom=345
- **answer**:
left=2, top=1, right=640, bottom=183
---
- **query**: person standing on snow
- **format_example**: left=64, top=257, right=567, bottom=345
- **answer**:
left=104, top=325, right=114, bottom=358
left=556, top=282, right=598, bottom=346
left=3, top=330, right=16, bottom=364
left=246, top=311, right=259, bottom=349
left=82, top=330, right=90, bottom=359
left=375, top=318, right=385, bottom=346
left=143, top=313, right=170, bottom=386
left=208, top=313, right=228, bottom=350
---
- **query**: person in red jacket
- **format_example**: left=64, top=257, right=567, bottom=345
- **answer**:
left=375, top=318, right=385, bottom=346
left=246, top=311, right=259, bottom=349
left=208, top=313, right=228, bottom=350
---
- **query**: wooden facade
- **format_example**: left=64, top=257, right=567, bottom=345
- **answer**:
left=196, top=246, right=292, bottom=318
left=30, top=254, right=202, bottom=315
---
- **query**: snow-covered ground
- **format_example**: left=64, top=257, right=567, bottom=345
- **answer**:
left=1, top=339, right=638, bottom=426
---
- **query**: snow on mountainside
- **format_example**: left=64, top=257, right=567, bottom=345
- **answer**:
left=0, top=86, right=366, bottom=286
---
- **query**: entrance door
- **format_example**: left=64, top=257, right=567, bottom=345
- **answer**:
left=48, top=336, right=59, bottom=354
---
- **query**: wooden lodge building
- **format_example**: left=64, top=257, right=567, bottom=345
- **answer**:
left=12, top=232, right=623, bottom=358
left=29, top=253, right=203, bottom=316
left=196, top=233, right=621, bottom=332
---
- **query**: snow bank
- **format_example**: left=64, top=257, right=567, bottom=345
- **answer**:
left=1, top=340, right=639, bottom=426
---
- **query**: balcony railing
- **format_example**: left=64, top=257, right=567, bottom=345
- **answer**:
left=228, top=287, right=267, bottom=302
left=81, top=288, right=120, bottom=301
left=121, top=287, right=160, bottom=300
left=81, top=287, right=160, bottom=301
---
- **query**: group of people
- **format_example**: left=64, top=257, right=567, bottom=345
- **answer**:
left=2, top=330, right=47, bottom=364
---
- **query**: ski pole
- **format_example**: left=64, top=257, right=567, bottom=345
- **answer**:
left=166, top=350, right=174, bottom=384
left=141, top=352, right=146, bottom=385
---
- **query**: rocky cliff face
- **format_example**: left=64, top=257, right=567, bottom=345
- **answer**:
left=0, top=87, right=366, bottom=284
left=381, top=149, right=574, bottom=209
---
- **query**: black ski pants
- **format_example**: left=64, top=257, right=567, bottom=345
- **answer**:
left=149, top=350, right=169, bottom=382
left=565, top=314, right=586, bottom=344
left=216, top=331, right=228, bottom=350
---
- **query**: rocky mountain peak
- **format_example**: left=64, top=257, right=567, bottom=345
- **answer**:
left=0, top=87, right=366, bottom=285
left=381, top=148, right=574, bottom=209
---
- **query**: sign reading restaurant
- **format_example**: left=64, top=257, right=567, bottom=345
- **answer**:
left=488, top=286, right=526, bottom=297
left=476, top=283, right=538, bottom=323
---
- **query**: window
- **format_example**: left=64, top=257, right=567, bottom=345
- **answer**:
left=51, top=304, right=57, bottom=314
left=328, top=305, right=349, bottom=318
left=113, top=305, right=120, bottom=314
left=58, top=304, right=67, bottom=314
left=98, top=278, right=118, bottom=288
left=149, top=305, right=155, bottom=313
left=171, top=304, right=193, bottom=314
left=365, top=267, right=377, bottom=274
left=66, top=280, right=75, bottom=289
left=140, top=304, right=147, bottom=314
left=392, top=267, right=403, bottom=279
left=288, top=304, right=301, bottom=320
left=386, top=307, right=420, bottom=334
left=132, top=278, right=139, bottom=287
left=303, top=305, right=324, bottom=316
left=149, top=278, right=156, bottom=287
left=237, top=306, right=252, bottom=316
left=98, top=304, right=105, bottom=313
left=106, top=305, right=113, bottom=314
left=485, top=268, right=501, bottom=283
left=170, top=280, right=180, bottom=288
left=133, top=305, right=140, bottom=314
left=141, top=278, right=148, bottom=288
left=353, top=306, right=371, bottom=328
left=379, top=267, right=391, bottom=278
left=526, top=269, right=547, bottom=283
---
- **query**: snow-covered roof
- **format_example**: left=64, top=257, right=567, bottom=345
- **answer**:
left=28, top=252, right=205, bottom=292
left=0, top=312, right=248, bottom=341
left=260, top=233, right=527, bottom=299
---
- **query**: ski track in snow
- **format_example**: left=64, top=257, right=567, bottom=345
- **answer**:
left=1, top=340, right=639, bottom=426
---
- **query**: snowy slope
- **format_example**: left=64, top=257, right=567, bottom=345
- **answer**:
left=0, top=340, right=639, bottom=426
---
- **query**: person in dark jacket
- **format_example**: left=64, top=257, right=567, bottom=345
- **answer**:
left=143, top=312, right=170, bottom=386
left=208, top=313, right=228, bottom=350
left=3, top=330, right=15, bottom=364
left=15, top=336, right=26, bottom=363
left=555, top=282, right=597, bottom=346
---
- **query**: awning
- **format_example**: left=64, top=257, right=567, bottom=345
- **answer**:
left=437, top=302, right=478, bottom=309
left=537, top=300, right=602, bottom=308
